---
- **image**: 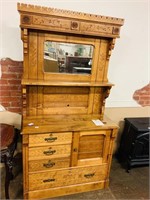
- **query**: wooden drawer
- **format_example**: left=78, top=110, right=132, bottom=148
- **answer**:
left=29, top=144, right=71, bottom=160
left=29, top=157, right=70, bottom=172
left=29, top=132, right=72, bottom=147
left=29, top=164, right=108, bottom=191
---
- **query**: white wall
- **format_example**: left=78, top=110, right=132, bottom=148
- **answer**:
left=0, top=0, right=149, bottom=107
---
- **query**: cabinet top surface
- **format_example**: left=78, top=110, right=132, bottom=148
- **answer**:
left=22, top=115, right=118, bottom=134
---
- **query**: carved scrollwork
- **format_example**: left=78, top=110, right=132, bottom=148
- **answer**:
left=71, top=21, right=79, bottom=30
left=104, top=87, right=111, bottom=99
left=107, top=39, right=116, bottom=60
left=32, top=16, right=70, bottom=29
left=81, top=22, right=112, bottom=34
left=21, top=15, right=32, bottom=24
left=112, top=27, right=120, bottom=35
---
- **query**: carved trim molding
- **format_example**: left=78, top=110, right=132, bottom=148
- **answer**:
left=18, top=3, right=124, bottom=38
left=18, top=3, right=124, bottom=25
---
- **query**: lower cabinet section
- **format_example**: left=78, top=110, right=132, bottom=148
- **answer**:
left=22, top=125, right=118, bottom=199
left=29, top=164, right=108, bottom=191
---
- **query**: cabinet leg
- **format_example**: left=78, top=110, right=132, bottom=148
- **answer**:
left=126, top=162, right=131, bottom=173
left=4, top=155, right=14, bottom=199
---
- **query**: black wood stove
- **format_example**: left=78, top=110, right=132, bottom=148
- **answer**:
left=117, top=117, right=150, bottom=172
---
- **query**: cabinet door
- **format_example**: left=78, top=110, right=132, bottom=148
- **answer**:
left=71, top=130, right=111, bottom=166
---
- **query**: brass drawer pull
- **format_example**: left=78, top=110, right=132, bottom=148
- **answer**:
left=44, top=137, right=57, bottom=142
left=43, top=150, right=56, bottom=155
left=43, top=178, right=55, bottom=183
left=84, top=173, right=95, bottom=178
left=43, top=160, right=55, bottom=168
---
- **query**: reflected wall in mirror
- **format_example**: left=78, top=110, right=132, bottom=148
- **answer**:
left=44, top=41, right=94, bottom=74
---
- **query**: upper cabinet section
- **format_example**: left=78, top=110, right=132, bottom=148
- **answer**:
left=18, top=3, right=124, bottom=38
left=18, top=3, right=124, bottom=83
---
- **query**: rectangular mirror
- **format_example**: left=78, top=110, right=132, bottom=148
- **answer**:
left=44, top=41, right=94, bottom=74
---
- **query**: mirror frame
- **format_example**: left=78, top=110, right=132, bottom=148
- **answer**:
left=37, top=33, right=101, bottom=82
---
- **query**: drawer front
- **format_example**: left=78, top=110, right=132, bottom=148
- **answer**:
left=29, top=132, right=72, bottom=147
left=29, top=157, right=70, bottom=172
left=29, top=144, right=71, bottom=160
left=29, top=164, right=108, bottom=191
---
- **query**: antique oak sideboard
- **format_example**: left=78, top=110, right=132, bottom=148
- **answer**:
left=18, top=3, right=124, bottom=199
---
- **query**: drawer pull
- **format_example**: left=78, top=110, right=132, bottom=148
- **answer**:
left=43, top=178, right=55, bottom=183
left=43, top=150, right=56, bottom=155
left=43, top=160, right=55, bottom=168
left=84, top=173, right=95, bottom=178
left=44, top=137, right=57, bottom=142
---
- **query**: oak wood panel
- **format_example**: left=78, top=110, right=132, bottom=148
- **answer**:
left=96, top=39, right=109, bottom=82
left=29, top=132, right=72, bottom=147
left=92, top=88, right=103, bottom=114
left=43, top=86, right=89, bottom=94
left=90, top=39, right=101, bottom=82
left=29, top=157, right=70, bottom=172
left=37, top=86, right=43, bottom=115
left=87, top=87, right=95, bottom=114
left=37, top=32, right=44, bottom=80
left=28, top=181, right=105, bottom=199
left=44, top=94, right=88, bottom=102
left=79, top=138, right=104, bottom=153
left=28, top=86, right=38, bottom=116
left=29, top=144, right=71, bottom=160
left=29, top=164, right=107, bottom=191
left=29, top=31, right=38, bottom=79
left=43, top=107, right=88, bottom=115
left=78, top=152, right=103, bottom=159
left=77, top=157, right=103, bottom=166
left=71, top=131, right=80, bottom=166
left=22, top=138, right=29, bottom=197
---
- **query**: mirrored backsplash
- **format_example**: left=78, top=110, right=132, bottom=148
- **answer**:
left=44, top=41, right=94, bottom=74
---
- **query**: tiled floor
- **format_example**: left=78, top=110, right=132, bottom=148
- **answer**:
left=0, top=156, right=149, bottom=200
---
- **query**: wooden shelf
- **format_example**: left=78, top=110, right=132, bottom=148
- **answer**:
left=21, top=79, right=114, bottom=87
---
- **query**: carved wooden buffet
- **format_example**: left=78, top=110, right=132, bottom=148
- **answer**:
left=18, top=3, right=124, bottom=199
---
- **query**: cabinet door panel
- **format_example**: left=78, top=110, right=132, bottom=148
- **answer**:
left=71, top=130, right=111, bottom=166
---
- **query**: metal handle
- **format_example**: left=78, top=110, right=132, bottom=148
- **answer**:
left=43, top=178, right=55, bottom=183
left=43, top=160, right=55, bottom=168
left=43, top=150, right=56, bottom=155
left=84, top=173, right=95, bottom=178
left=44, top=137, right=57, bottom=142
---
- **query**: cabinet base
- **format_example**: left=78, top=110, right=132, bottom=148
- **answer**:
left=25, top=180, right=108, bottom=199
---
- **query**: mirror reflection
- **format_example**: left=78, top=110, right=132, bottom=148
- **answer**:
left=44, top=41, right=94, bottom=74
